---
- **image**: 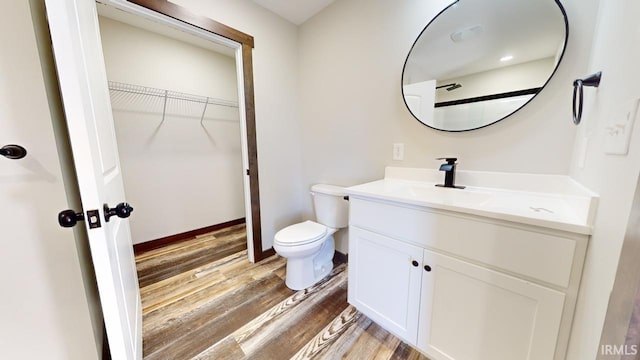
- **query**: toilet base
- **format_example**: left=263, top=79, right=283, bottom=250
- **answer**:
left=284, top=236, right=335, bottom=290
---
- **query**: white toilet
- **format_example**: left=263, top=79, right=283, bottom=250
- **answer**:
left=274, top=184, right=349, bottom=290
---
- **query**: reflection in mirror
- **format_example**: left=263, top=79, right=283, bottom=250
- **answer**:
left=402, top=0, right=568, bottom=131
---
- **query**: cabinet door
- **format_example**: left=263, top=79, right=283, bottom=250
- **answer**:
left=418, top=250, right=565, bottom=360
left=348, top=226, right=423, bottom=343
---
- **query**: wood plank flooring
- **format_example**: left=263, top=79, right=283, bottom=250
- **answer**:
left=136, top=223, right=429, bottom=359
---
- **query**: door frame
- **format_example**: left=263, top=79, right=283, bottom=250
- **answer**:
left=99, top=0, right=273, bottom=262
left=599, top=174, right=640, bottom=356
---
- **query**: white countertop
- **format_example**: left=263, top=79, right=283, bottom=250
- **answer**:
left=346, top=167, right=598, bottom=235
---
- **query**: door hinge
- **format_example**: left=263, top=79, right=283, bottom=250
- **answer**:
left=246, top=169, right=250, bottom=175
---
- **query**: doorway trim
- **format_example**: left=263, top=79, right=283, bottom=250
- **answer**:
left=106, top=0, right=273, bottom=262
left=599, top=174, right=640, bottom=355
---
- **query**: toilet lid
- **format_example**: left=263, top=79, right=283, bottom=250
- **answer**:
left=274, top=220, right=327, bottom=246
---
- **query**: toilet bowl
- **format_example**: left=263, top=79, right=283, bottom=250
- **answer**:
left=274, top=221, right=336, bottom=290
left=274, top=184, right=349, bottom=290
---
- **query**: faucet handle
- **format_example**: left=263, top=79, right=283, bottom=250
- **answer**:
left=436, top=157, right=457, bottom=164
left=439, top=164, right=454, bottom=171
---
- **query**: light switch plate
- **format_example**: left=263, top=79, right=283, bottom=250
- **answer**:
left=393, top=143, right=404, bottom=160
left=604, top=98, right=639, bottom=155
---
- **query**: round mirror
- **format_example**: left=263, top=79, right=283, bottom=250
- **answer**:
left=402, top=0, right=568, bottom=132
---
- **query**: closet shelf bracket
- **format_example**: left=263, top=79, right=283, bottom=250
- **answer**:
left=161, top=89, right=168, bottom=123
left=200, top=97, right=209, bottom=124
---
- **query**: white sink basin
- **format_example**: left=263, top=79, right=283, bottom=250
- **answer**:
left=346, top=168, right=599, bottom=235
left=382, top=181, right=493, bottom=206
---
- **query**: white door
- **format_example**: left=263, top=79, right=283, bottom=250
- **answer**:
left=347, top=226, right=423, bottom=343
left=44, top=1, right=142, bottom=359
left=418, top=249, right=565, bottom=360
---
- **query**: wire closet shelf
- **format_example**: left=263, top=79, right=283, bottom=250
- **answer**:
left=108, top=81, right=239, bottom=123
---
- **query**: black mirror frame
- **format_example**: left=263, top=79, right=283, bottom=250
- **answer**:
left=401, top=0, right=569, bottom=132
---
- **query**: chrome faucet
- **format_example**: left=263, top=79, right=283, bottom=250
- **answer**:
left=435, top=157, right=465, bottom=189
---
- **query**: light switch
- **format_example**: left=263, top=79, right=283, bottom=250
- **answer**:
left=393, top=143, right=404, bottom=160
left=604, top=98, right=639, bottom=155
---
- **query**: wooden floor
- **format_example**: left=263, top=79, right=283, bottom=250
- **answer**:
left=135, top=223, right=429, bottom=360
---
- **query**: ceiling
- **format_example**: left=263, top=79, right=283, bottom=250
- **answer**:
left=251, top=0, right=336, bottom=25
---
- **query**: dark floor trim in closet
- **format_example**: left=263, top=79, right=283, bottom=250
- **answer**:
left=133, top=218, right=246, bottom=255
left=127, top=0, right=270, bottom=262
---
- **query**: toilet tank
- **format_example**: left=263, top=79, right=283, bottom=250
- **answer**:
left=311, top=184, right=349, bottom=229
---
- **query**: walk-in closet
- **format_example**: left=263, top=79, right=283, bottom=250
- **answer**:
left=96, top=5, right=247, bottom=247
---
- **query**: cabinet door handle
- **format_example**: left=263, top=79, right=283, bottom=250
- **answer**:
left=424, top=265, right=432, bottom=272
left=412, top=260, right=419, bottom=267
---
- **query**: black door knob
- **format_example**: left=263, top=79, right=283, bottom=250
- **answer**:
left=1, top=144, right=27, bottom=160
left=58, top=209, right=84, bottom=228
left=412, top=260, right=419, bottom=267
left=104, top=202, right=134, bottom=222
left=424, top=265, right=432, bottom=272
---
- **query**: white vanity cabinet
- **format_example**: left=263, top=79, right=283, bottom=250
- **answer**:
left=347, top=196, right=589, bottom=360
left=418, top=249, right=565, bottom=360
left=348, top=226, right=423, bottom=342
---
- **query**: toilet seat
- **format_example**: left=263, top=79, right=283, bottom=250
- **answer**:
left=274, top=220, right=327, bottom=247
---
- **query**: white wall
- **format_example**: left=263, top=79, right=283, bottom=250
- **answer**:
left=98, top=16, right=245, bottom=243
left=566, top=0, right=640, bottom=358
left=169, top=0, right=306, bottom=251
left=297, top=0, right=599, bottom=252
left=0, top=1, right=100, bottom=358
